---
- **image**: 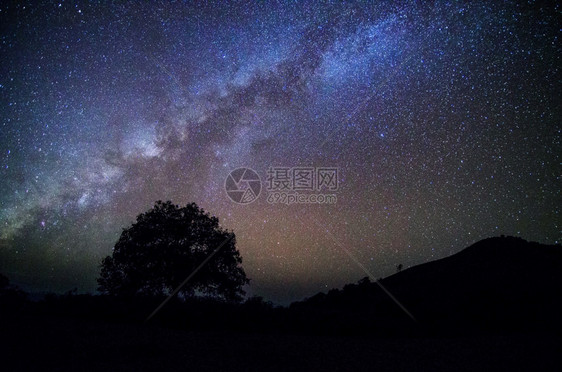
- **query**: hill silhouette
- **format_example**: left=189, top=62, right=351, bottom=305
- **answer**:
left=290, top=236, right=562, bottom=334
left=2, top=236, right=561, bottom=371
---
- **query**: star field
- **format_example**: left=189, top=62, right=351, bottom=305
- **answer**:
left=0, top=1, right=560, bottom=304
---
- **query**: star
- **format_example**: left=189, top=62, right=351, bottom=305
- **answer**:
left=0, top=1, right=559, bottom=304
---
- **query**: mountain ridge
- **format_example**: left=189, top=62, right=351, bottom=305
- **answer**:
left=290, top=236, right=562, bottom=333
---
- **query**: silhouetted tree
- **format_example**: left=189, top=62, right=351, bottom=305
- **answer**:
left=0, top=273, right=27, bottom=310
left=0, top=273, right=9, bottom=289
left=97, top=201, right=249, bottom=302
left=357, top=276, right=371, bottom=286
left=396, top=264, right=403, bottom=272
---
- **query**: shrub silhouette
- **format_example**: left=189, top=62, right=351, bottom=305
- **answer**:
left=0, top=273, right=27, bottom=311
left=0, top=273, right=8, bottom=290
left=97, top=201, right=249, bottom=302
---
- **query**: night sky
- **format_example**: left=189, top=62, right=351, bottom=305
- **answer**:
left=1, top=1, right=560, bottom=304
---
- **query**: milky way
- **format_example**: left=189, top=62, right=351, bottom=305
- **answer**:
left=1, top=1, right=560, bottom=304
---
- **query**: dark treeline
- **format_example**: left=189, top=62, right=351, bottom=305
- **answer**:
left=3, top=236, right=562, bottom=338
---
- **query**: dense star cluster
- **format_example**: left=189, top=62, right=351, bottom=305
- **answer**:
left=0, top=1, right=559, bottom=304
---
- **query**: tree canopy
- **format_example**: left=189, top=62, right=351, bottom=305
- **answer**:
left=97, top=201, right=249, bottom=302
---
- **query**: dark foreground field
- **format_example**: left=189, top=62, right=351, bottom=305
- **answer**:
left=3, top=237, right=561, bottom=371
left=1, top=312, right=560, bottom=372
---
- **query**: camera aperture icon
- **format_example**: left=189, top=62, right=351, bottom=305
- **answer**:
left=225, top=167, right=262, bottom=204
